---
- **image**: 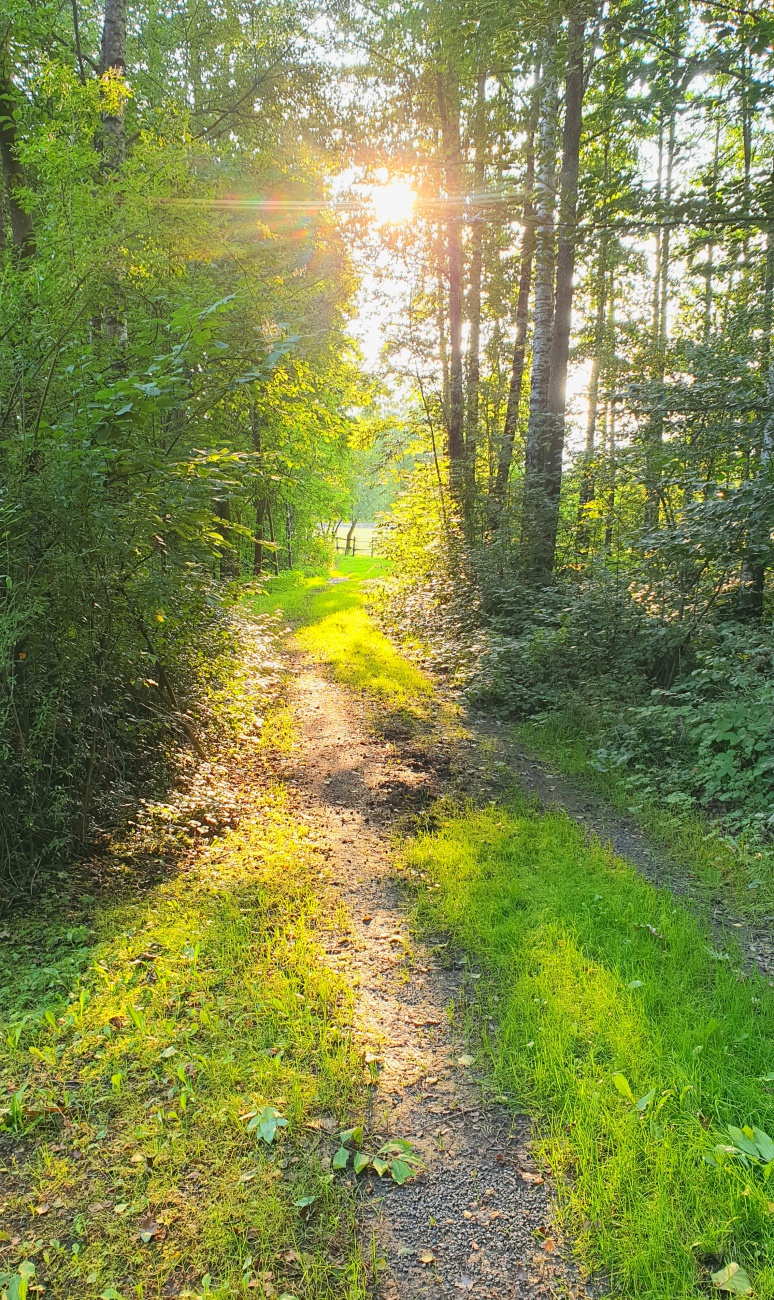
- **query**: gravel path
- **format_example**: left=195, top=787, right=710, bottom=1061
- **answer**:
left=281, top=661, right=597, bottom=1300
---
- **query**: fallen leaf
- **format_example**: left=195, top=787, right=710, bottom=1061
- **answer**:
left=457, top=1055, right=474, bottom=1067
left=542, top=1238, right=555, bottom=1253
left=418, top=1250, right=435, bottom=1265
left=33, top=1204, right=49, bottom=1215
left=130, top=1152, right=146, bottom=1164
left=520, top=1171, right=543, bottom=1185
left=711, top=1263, right=752, bottom=1294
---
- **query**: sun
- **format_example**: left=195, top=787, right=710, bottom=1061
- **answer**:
left=370, top=178, right=417, bottom=227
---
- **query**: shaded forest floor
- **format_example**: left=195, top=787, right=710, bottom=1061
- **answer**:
left=3, top=560, right=774, bottom=1299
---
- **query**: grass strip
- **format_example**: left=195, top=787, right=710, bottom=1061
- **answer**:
left=401, top=800, right=774, bottom=1299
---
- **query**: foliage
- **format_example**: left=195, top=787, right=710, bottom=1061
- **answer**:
left=0, top=0, right=372, bottom=894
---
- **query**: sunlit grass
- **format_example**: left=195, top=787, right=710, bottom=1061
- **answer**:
left=402, top=800, right=774, bottom=1299
left=0, top=775, right=366, bottom=1299
left=245, top=559, right=432, bottom=714
left=516, top=707, right=774, bottom=919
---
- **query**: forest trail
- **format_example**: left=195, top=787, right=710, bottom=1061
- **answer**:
left=282, top=653, right=595, bottom=1300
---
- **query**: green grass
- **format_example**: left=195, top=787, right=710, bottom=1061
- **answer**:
left=516, top=706, right=774, bottom=919
left=402, top=799, right=774, bottom=1299
left=246, top=560, right=433, bottom=716
left=0, top=754, right=367, bottom=1299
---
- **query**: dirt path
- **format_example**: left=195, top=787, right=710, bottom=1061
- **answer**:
left=282, top=659, right=596, bottom=1300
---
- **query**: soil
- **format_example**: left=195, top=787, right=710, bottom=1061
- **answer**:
left=283, top=659, right=599, bottom=1300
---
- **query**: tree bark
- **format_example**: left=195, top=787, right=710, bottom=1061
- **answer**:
left=436, top=72, right=465, bottom=489
left=0, top=55, right=35, bottom=259
left=520, top=34, right=559, bottom=572
left=537, top=7, right=587, bottom=581
left=345, top=518, right=358, bottom=556
left=464, top=70, right=487, bottom=514
left=492, top=80, right=538, bottom=518
left=99, top=0, right=127, bottom=171
left=577, top=226, right=608, bottom=549
left=645, top=103, right=676, bottom=531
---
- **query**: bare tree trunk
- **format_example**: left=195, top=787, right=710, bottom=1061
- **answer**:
left=492, top=75, right=538, bottom=519
left=536, top=7, right=588, bottom=581
left=436, top=73, right=465, bottom=492
left=464, top=70, right=487, bottom=516
left=99, top=0, right=127, bottom=171
left=254, top=500, right=266, bottom=576
left=0, top=53, right=35, bottom=259
left=285, top=502, right=293, bottom=569
left=345, top=518, right=358, bottom=556
left=436, top=230, right=450, bottom=429
left=577, top=227, right=608, bottom=549
left=645, top=104, right=676, bottom=531
left=267, top=499, right=280, bottom=575
left=520, top=34, right=559, bottom=571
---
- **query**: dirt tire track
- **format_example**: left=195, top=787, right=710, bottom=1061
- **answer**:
left=284, top=659, right=596, bottom=1300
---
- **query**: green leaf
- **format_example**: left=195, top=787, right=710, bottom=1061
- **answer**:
left=612, top=1073, right=634, bottom=1101
left=353, top=1151, right=371, bottom=1174
left=389, top=1158, right=415, bottom=1185
left=332, top=1146, right=350, bottom=1170
left=339, top=1125, right=364, bottom=1147
left=246, top=1106, right=288, bottom=1145
left=753, top=1128, right=774, bottom=1163
left=293, top=1195, right=315, bottom=1209
left=636, top=1089, right=656, bottom=1112
left=711, top=1262, right=752, bottom=1294
left=627, top=980, right=644, bottom=990
left=728, top=1126, right=759, bottom=1159
left=371, top=1156, right=390, bottom=1177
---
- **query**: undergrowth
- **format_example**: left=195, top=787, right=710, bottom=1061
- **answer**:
left=402, top=800, right=774, bottom=1299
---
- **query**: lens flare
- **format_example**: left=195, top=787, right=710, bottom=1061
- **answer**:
left=370, top=179, right=416, bottom=227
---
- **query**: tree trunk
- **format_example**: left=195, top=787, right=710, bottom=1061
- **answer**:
left=645, top=104, right=676, bottom=531
left=99, top=0, right=127, bottom=171
left=0, top=55, right=35, bottom=259
left=464, top=70, right=487, bottom=515
left=436, top=72, right=465, bottom=490
left=267, top=499, right=280, bottom=575
left=345, top=518, right=358, bottom=556
left=492, top=75, right=538, bottom=519
left=536, top=7, right=587, bottom=581
left=254, top=500, right=266, bottom=575
left=577, top=221, right=609, bottom=547
left=520, top=35, right=559, bottom=571
left=285, top=502, right=293, bottom=569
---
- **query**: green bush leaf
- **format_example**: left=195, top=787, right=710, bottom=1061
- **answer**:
left=332, top=1146, right=350, bottom=1170
left=353, top=1151, right=371, bottom=1174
